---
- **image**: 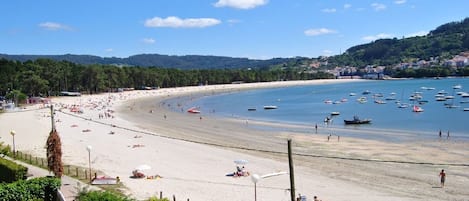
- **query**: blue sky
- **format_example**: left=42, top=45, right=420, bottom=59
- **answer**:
left=1, top=0, right=468, bottom=59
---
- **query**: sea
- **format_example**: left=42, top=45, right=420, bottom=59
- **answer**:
left=175, top=78, right=469, bottom=142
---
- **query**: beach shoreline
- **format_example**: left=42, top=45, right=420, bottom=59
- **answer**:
left=1, top=79, right=468, bottom=201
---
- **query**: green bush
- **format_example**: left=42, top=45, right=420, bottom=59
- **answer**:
left=0, top=176, right=61, bottom=201
left=147, top=197, right=170, bottom=201
left=76, top=190, right=135, bottom=201
left=0, top=157, right=28, bottom=183
left=0, top=142, right=10, bottom=156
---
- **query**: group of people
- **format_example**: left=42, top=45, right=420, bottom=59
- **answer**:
left=297, top=194, right=321, bottom=201
left=235, top=166, right=249, bottom=177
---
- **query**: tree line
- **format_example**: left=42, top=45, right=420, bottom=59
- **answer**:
left=0, top=58, right=334, bottom=98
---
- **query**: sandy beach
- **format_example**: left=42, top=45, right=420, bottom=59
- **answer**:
left=1, top=79, right=468, bottom=201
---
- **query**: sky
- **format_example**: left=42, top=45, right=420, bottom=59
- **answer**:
left=1, top=0, right=468, bottom=59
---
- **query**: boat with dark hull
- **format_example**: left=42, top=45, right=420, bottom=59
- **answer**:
left=344, top=116, right=372, bottom=125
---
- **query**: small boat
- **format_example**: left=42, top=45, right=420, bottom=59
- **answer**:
left=357, top=97, right=367, bottom=103
left=263, top=105, right=278, bottom=110
left=324, top=116, right=333, bottom=123
left=362, top=90, right=371, bottom=95
left=187, top=107, right=201, bottom=114
left=397, top=103, right=409, bottom=108
left=453, top=84, right=462, bottom=89
left=349, top=93, right=357, bottom=96
left=344, top=116, right=371, bottom=125
left=247, top=108, right=257, bottom=111
left=412, top=105, right=424, bottom=112
left=463, top=108, right=469, bottom=111
left=330, top=111, right=340, bottom=116
left=374, top=99, right=386, bottom=104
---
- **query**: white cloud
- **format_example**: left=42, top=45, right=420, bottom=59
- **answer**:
left=38, top=22, right=70, bottom=31
left=344, top=4, right=352, bottom=9
left=405, top=31, right=428, bottom=38
left=105, top=48, right=114, bottom=52
left=142, top=38, right=156, bottom=44
left=322, top=8, right=336, bottom=13
left=304, top=28, right=337, bottom=36
left=371, top=3, right=386, bottom=11
left=213, top=0, right=268, bottom=9
left=394, top=0, right=406, bottom=4
left=144, top=16, right=221, bottom=28
left=362, top=33, right=393, bottom=41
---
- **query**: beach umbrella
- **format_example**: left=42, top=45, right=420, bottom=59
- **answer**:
left=234, top=159, right=248, bottom=165
left=135, top=164, right=151, bottom=171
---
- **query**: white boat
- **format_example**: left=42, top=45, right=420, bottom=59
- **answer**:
left=263, top=105, right=278, bottom=110
left=461, top=92, right=469, bottom=98
left=463, top=108, right=469, bottom=111
left=453, top=84, right=462, bottom=89
left=397, top=103, right=409, bottom=108
left=330, top=111, right=340, bottom=116
left=349, top=93, right=357, bottom=96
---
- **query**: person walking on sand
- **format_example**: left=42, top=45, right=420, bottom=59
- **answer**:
left=439, top=129, right=442, bottom=138
left=439, top=169, right=446, bottom=188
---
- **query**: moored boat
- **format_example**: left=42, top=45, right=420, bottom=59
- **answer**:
left=263, top=105, right=278, bottom=110
left=344, top=116, right=371, bottom=125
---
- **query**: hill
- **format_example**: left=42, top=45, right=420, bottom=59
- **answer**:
left=328, top=17, right=469, bottom=67
left=0, top=53, right=295, bottom=70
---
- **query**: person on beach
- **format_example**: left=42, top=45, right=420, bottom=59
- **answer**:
left=313, top=195, right=322, bottom=201
left=439, top=169, right=446, bottom=188
left=315, top=123, right=318, bottom=133
left=447, top=131, right=450, bottom=139
left=439, top=129, right=442, bottom=138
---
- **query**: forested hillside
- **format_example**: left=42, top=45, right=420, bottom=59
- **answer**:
left=0, top=58, right=333, bottom=97
left=0, top=53, right=295, bottom=70
left=328, top=17, right=469, bottom=67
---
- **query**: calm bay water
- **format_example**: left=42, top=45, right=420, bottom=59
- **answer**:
left=181, top=78, right=469, bottom=141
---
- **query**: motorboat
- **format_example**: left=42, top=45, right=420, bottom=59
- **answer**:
left=344, top=116, right=371, bottom=125
left=330, top=111, right=340, bottom=116
left=263, top=105, right=278, bottom=110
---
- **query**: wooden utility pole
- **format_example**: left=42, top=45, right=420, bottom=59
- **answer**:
left=50, top=105, right=55, bottom=130
left=288, top=139, right=295, bottom=201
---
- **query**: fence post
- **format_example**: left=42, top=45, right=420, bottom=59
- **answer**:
left=41, top=158, right=44, bottom=167
left=173, top=195, right=176, bottom=201
left=76, top=168, right=79, bottom=178
left=29, top=154, right=32, bottom=163
left=160, top=191, right=162, bottom=199
left=35, top=157, right=38, bottom=165
left=85, top=170, right=88, bottom=179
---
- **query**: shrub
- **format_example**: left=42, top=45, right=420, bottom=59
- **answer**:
left=76, top=190, right=135, bottom=201
left=0, top=157, right=28, bottom=183
left=0, top=176, right=61, bottom=201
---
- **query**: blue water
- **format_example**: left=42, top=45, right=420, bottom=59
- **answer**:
left=181, top=78, right=469, bottom=141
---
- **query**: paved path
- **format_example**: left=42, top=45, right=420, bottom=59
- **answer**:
left=5, top=156, right=99, bottom=201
